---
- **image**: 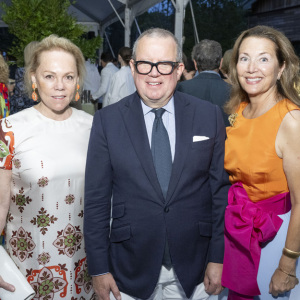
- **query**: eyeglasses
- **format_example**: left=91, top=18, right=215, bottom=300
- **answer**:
left=134, top=61, right=179, bottom=75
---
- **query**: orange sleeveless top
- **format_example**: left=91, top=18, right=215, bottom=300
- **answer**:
left=225, top=98, right=300, bottom=202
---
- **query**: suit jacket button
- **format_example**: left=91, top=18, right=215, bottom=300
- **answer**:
left=164, top=207, right=169, bottom=213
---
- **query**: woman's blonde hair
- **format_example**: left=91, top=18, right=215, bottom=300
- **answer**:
left=225, top=25, right=300, bottom=114
left=24, top=41, right=40, bottom=66
left=25, top=34, right=85, bottom=99
left=0, top=54, right=9, bottom=84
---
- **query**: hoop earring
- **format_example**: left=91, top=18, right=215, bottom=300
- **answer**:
left=32, top=83, right=38, bottom=101
left=75, top=84, right=80, bottom=101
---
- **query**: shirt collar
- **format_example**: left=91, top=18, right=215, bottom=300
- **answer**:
left=200, top=70, right=221, bottom=77
left=141, top=96, right=175, bottom=116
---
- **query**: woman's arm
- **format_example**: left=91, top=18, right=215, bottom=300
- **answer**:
left=270, top=109, right=300, bottom=296
left=0, top=168, right=15, bottom=292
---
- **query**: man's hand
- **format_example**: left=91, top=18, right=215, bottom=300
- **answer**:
left=92, top=273, right=121, bottom=300
left=203, top=262, right=224, bottom=295
left=0, top=275, right=15, bottom=292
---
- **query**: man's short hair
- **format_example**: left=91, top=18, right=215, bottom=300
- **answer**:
left=132, top=28, right=182, bottom=62
left=101, top=52, right=113, bottom=63
left=192, top=39, right=222, bottom=71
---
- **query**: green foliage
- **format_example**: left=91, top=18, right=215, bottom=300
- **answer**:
left=1, top=0, right=102, bottom=66
left=183, top=0, right=247, bottom=58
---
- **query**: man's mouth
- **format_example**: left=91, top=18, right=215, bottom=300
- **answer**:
left=147, top=82, right=161, bottom=86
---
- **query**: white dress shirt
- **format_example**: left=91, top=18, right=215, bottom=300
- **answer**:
left=92, top=62, right=118, bottom=102
left=83, top=60, right=101, bottom=95
left=103, top=66, right=136, bottom=107
left=141, top=96, right=176, bottom=161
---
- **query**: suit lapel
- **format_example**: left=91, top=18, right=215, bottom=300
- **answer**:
left=166, top=92, right=194, bottom=203
left=119, top=93, right=164, bottom=201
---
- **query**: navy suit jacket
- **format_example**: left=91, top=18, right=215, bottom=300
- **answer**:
left=84, top=91, right=229, bottom=299
left=177, top=72, right=231, bottom=126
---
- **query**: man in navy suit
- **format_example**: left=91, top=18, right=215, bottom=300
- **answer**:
left=84, top=28, right=229, bottom=300
left=177, top=39, right=231, bottom=126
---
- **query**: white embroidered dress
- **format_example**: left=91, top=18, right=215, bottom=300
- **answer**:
left=0, top=107, right=95, bottom=300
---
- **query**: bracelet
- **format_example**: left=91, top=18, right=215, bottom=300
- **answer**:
left=282, top=247, right=300, bottom=259
left=277, top=267, right=298, bottom=278
left=277, top=267, right=299, bottom=285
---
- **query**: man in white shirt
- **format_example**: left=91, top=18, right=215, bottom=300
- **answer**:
left=83, top=59, right=101, bottom=98
left=92, top=52, right=118, bottom=109
left=103, top=47, right=136, bottom=108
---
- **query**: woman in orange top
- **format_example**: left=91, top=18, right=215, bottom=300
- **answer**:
left=221, top=26, right=300, bottom=300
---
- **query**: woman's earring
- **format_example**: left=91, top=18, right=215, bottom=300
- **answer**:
left=75, top=84, right=80, bottom=101
left=32, top=83, right=38, bottom=101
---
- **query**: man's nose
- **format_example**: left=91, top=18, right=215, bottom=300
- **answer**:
left=148, top=65, right=160, bottom=77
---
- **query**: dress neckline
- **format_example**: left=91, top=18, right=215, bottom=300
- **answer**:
left=32, top=106, right=75, bottom=123
left=240, top=99, right=283, bottom=121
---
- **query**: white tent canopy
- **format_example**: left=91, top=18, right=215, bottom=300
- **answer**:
left=70, top=0, right=192, bottom=48
left=0, top=0, right=193, bottom=50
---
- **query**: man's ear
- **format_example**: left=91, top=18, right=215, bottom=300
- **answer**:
left=219, top=58, right=223, bottom=70
left=129, top=59, right=135, bottom=76
left=193, top=60, right=198, bottom=71
left=176, top=62, right=185, bottom=81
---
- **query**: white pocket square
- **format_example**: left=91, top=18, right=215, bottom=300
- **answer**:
left=193, top=136, right=210, bottom=142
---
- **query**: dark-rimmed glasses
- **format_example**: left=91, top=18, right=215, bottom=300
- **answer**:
left=134, top=61, right=179, bottom=75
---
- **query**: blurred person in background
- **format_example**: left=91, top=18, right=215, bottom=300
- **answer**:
left=0, top=54, right=10, bottom=119
left=103, top=46, right=136, bottom=107
left=180, top=53, right=196, bottom=81
left=92, top=52, right=118, bottom=109
left=177, top=39, right=230, bottom=126
left=220, top=49, right=233, bottom=85
left=9, top=41, right=39, bottom=115
left=83, top=57, right=101, bottom=102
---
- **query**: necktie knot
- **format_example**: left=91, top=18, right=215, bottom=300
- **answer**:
left=152, top=108, right=165, bottom=119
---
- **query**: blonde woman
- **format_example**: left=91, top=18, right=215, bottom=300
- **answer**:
left=0, top=35, right=95, bottom=299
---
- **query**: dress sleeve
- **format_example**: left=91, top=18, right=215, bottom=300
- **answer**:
left=0, top=118, right=14, bottom=170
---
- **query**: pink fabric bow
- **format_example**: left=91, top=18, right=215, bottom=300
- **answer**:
left=221, top=182, right=291, bottom=299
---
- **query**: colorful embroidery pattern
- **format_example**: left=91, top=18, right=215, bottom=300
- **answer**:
left=38, top=252, right=51, bottom=266
left=65, top=194, right=75, bottom=205
left=74, top=258, right=93, bottom=295
left=38, top=176, right=49, bottom=187
left=9, top=227, right=36, bottom=262
left=13, top=158, right=21, bottom=169
left=0, top=140, right=9, bottom=158
left=27, top=266, right=68, bottom=299
left=30, top=207, right=58, bottom=235
left=53, top=224, right=83, bottom=257
left=0, top=119, right=14, bottom=170
left=2, top=108, right=94, bottom=298
left=12, top=187, right=32, bottom=213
